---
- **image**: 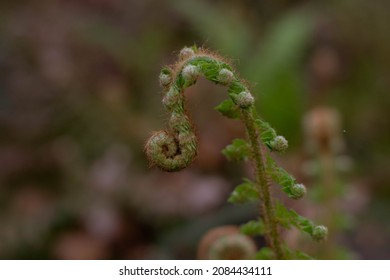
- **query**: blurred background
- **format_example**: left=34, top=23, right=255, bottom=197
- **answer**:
left=0, top=0, right=389, bottom=259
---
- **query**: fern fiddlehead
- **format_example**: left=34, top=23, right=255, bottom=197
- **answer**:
left=145, top=46, right=327, bottom=259
left=145, top=47, right=238, bottom=172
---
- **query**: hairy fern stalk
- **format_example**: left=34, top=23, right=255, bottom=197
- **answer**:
left=145, top=46, right=327, bottom=259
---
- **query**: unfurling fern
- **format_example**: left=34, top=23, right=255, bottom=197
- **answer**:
left=145, top=46, right=327, bottom=259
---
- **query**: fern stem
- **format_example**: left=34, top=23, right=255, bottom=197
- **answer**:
left=241, top=109, right=284, bottom=259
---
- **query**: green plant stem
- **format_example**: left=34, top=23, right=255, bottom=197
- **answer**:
left=241, top=109, right=284, bottom=259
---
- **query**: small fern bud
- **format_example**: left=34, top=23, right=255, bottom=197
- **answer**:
left=290, top=183, right=306, bottom=199
left=233, top=91, right=254, bottom=109
left=197, top=226, right=257, bottom=260
left=159, top=72, right=171, bottom=87
left=270, top=135, right=288, bottom=152
left=218, top=68, right=234, bottom=85
left=179, top=47, right=195, bottom=60
left=182, top=64, right=200, bottom=84
left=312, top=225, right=328, bottom=241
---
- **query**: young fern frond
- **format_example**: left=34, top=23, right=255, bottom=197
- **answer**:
left=145, top=46, right=327, bottom=259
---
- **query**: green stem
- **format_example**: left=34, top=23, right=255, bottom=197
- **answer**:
left=241, top=109, right=284, bottom=260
